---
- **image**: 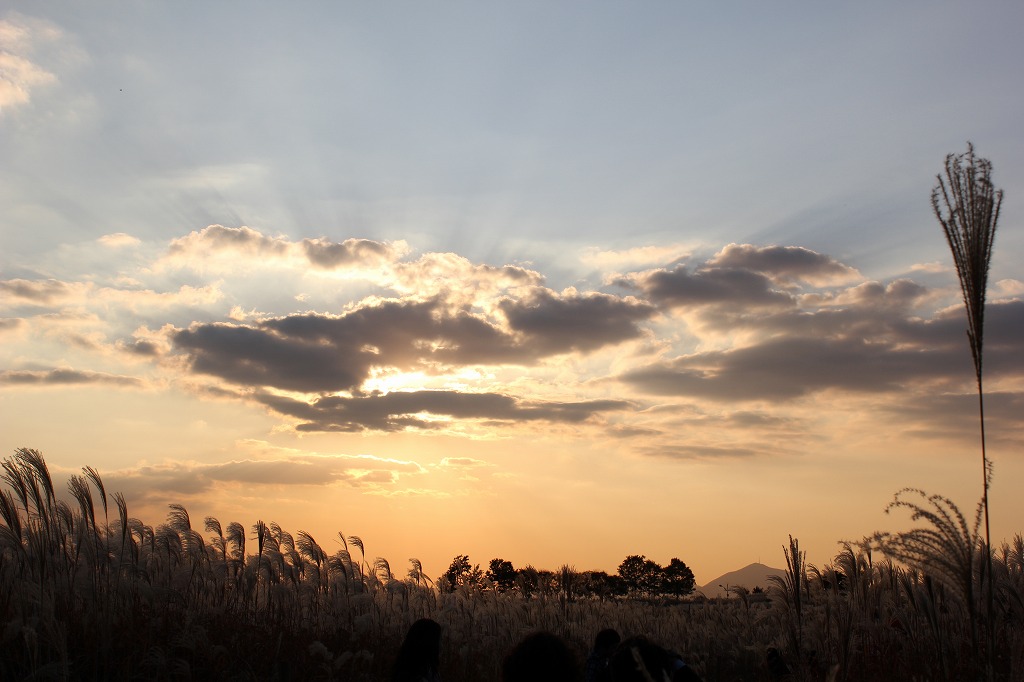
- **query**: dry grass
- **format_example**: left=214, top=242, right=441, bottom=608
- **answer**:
left=2, top=447, right=1023, bottom=680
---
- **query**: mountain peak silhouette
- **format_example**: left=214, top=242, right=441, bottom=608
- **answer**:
left=699, top=562, right=784, bottom=598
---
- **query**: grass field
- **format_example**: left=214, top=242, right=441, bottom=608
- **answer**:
left=2, top=447, right=1022, bottom=680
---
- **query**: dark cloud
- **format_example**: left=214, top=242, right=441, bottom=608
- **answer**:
left=875, top=299, right=1023, bottom=374
left=300, top=237, right=396, bottom=269
left=873, top=279, right=929, bottom=303
left=0, top=368, right=142, bottom=387
left=883, top=390, right=1024, bottom=447
left=173, top=322, right=365, bottom=392
left=173, top=293, right=652, bottom=392
left=697, top=281, right=1017, bottom=361
left=0, top=318, right=25, bottom=332
left=621, top=265, right=794, bottom=310
left=620, top=336, right=961, bottom=402
left=933, top=299, right=1024, bottom=361
left=699, top=280, right=929, bottom=337
left=254, top=389, right=631, bottom=432
left=173, top=300, right=518, bottom=392
left=0, top=279, right=71, bottom=303
left=619, top=296, right=1024, bottom=407
left=499, top=289, right=655, bottom=355
left=263, top=298, right=522, bottom=367
left=708, top=243, right=860, bottom=283
left=119, top=339, right=161, bottom=356
left=616, top=245, right=862, bottom=316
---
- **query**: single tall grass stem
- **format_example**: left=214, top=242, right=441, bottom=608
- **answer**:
left=931, top=141, right=1002, bottom=679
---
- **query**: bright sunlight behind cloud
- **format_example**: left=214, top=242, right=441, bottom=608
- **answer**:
left=2, top=1, right=1023, bottom=584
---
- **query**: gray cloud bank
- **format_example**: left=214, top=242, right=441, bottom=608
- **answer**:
left=4, top=231, right=1022, bottom=447
left=172, top=293, right=654, bottom=393
left=255, top=390, right=632, bottom=432
left=619, top=299, right=1023, bottom=401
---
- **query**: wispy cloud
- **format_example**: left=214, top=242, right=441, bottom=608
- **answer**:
left=0, top=318, right=24, bottom=332
left=0, top=278, right=221, bottom=311
left=82, top=442, right=429, bottom=501
left=638, top=443, right=764, bottom=460
left=1, top=278, right=74, bottom=304
left=98, top=233, right=141, bottom=248
left=0, top=15, right=59, bottom=113
left=581, top=243, right=694, bottom=270
left=0, top=367, right=142, bottom=387
left=254, top=390, right=632, bottom=433
left=437, top=457, right=493, bottom=469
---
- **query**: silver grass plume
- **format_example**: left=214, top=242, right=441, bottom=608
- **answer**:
left=931, top=141, right=1002, bottom=679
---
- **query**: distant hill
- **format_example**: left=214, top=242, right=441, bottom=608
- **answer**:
left=699, top=562, right=784, bottom=598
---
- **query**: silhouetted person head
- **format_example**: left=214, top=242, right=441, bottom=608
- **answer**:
left=502, top=631, right=582, bottom=682
left=766, top=647, right=791, bottom=680
left=585, top=628, right=621, bottom=682
left=593, top=628, right=621, bottom=654
left=392, top=618, right=443, bottom=682
left=609, top=636, right=702, bottom=682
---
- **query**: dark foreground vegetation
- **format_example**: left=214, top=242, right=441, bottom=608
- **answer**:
left=2, top=448, right=1023, bottom=681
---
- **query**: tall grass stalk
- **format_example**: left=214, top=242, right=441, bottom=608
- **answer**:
left=931, top=142, right=1002, bottom=677
left=768, top=535, right=806, bottom=659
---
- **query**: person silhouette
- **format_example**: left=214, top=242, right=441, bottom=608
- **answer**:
left=609, top=636, right=703, bottom=682
left=502, top=631, right=582, bottom=682
left=391, top=618, right=443, bottom=682
left=584, top=628, right=621, bottom=682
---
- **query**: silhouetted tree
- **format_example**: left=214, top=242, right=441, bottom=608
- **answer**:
left=514, top=565, right=557, bottom=597
left=617, top=555, right=663, bottom=597
left=639, top=558, right=663, bottom=596
left=579, top=570, right=625, bottom=599
left=604, top=572, right=628, bottom=597
left=617, top=555, right=646, bottom=595
left=662, top=558, right=696, bottom=598
left=486, top=558, right=516, bottom=591
left=441, top=554, right=481, bottom=592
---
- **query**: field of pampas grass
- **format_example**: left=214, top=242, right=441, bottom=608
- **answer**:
left=2, top=447, right=1023, bottom=681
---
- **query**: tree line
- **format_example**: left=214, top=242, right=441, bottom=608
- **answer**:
left=440, top=554, right=696, bottom=599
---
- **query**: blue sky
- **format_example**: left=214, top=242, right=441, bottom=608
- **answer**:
left=2, top=2, right=1022, bottom=582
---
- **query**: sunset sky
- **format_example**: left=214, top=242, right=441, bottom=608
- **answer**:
left=2, top=2, right=1023, bottom=586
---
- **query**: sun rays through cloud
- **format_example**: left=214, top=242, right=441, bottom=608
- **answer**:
left=2, top=1, right=1023, bottom=587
